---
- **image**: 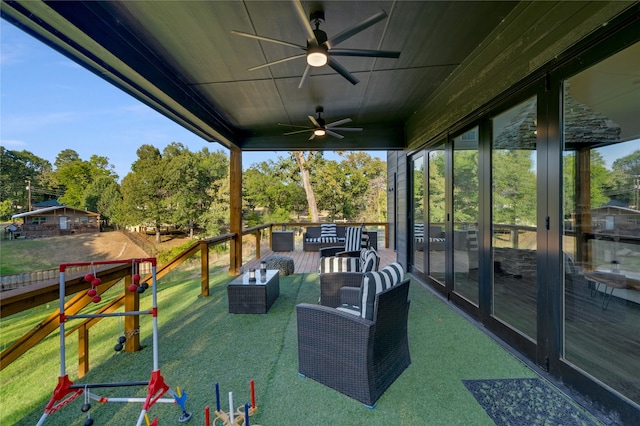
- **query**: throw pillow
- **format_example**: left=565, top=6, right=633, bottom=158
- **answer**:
left=319, top=256, right=360, bottom=273
left=320, top=223, right=338, bottom=238
left=360, top=262, right=404, bottom=320
left=360, top=248, right=378, bottom=272
left=344, top=226, right=362, bottom=251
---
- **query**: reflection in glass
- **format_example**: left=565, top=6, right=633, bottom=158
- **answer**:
left=412, top=156, right=425, bottom=273
left=453, top=128, right=479, bottom=304
left=562, top=41, right=640, bottom=405
left=491, top=96, right=538, bottom=340
left=428, top=146, right=445, bottom=283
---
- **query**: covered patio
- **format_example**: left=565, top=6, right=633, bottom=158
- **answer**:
left=2, top=0, right=639, bottom=423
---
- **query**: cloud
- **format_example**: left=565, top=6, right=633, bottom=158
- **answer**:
left=2, top=112, right=78, bottom=133
left=0, top=139, right=27, bottom=148
left=0, top=41, right=26, bottom=66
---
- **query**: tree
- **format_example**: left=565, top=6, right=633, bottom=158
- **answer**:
left=611, top=149, right=640, bottom=207
left=244, top=155, right=307, bottom=223
left=453, top=149, right=479, bottom=224
left=428, top=150, right=446, bottom=224
left=121, top=145, right=169, bottom=243
left=54, top=150, right=118, bottom=209
left=339, top=152, right=387, bottom=221
left=96, top=181, right=124, bottom=229
left=292, top=151, right=320, bottom=222
left=0, top=147, right=53, bottom=215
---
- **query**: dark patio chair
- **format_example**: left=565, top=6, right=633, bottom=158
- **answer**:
left=319, top=226, right=363, bottom=258
left=318, top=248, right=379, bottom=308
left=296, top=264, right=410, bottom=407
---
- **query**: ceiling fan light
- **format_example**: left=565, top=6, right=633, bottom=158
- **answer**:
left=307, top=48, right=328, bottom=67
left=314, top=128, right=326, bottom=137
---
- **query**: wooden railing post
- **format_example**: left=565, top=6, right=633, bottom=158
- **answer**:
left=124, top=274, right=140, bottom=352
left=200, top=241, right=209, bottom=296
left=78, top=323, right=89, bottom=378
left=256, top=231, right=261, bottom=259
left=229, top=148, right=242, bottom=275
left=269, top=224, right=274, bottom=250
left=384, top=223, right=389, bottom=248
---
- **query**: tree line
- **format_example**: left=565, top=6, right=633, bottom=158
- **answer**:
left=1, top=145, right=387, bottom=241
left=412, top=147, right=640, bottom=227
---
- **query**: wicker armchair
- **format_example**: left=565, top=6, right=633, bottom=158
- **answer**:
left=318, top=248, right=379, bottom=308
left=296, top=278, right=411, bottom=407
left=318, top=226, right=363, bottom=258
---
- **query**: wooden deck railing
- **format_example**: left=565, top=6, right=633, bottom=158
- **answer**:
left=0, top=222, right=388, bottom=376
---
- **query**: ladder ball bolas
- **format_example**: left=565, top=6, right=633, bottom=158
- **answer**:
left=133, top=274, right=140, bottom=284
left=91, top=278, right=102, bottom=286
left=84, top=273, right=94, bottom=282
left=128, top=283, right=138, bottom=292
left=87, top=288, right=97, bottom=297
left=92, top=295, right=102, bottom=303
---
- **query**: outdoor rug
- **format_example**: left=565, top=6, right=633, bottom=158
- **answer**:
left=463, top=378, right=599, bottom=426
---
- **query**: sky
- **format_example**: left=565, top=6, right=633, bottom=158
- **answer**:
left=0, top=21, right=384, bottom=180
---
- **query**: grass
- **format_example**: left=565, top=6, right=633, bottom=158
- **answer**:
left=1, top=263, right=561, bottom=426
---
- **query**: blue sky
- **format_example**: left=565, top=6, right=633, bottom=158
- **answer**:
left=0, top=21, right=384, bottom=180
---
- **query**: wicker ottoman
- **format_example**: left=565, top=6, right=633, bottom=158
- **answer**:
left=264, top=255, right=295, bottom=276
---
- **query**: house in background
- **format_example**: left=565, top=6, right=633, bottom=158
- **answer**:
left=10, top=206, right=100, bottom=239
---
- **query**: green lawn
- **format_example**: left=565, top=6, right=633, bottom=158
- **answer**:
left=2, top=265, right=555, bottom=426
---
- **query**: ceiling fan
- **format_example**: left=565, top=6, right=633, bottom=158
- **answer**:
left=232, top=0, right=400, bottom=88
left=279, top=106, right=363, bottom=140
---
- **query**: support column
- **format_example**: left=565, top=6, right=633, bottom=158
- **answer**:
left=229, top=148, right=243, bottom=275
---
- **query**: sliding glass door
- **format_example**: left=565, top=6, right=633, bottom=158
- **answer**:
left=491, top=97, right=538, bottom=340
left=428, top=145, right=445, bottom=283
left=453, top=128, right=479, bottom=305
left=411, top=155, right=425, bottom=274
left=562, top=42, right=640, bottom=405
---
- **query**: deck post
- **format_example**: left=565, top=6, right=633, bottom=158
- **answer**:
left=124, top=273, right=140, bottom=352
left=229, top=148, right=243, bottom=275
left=78, top=323, right=89, bottom=378
left=200, top=241, right=210, bottom=296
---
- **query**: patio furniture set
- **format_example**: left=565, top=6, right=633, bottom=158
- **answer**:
left=226, top=226, right=411, bottom=407
left=303, top=223, right=377, bottom=251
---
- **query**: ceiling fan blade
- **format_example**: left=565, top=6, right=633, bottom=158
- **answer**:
left=327, top=57, right=359, bottom=85
left=308, top=133, right=316, bottom=140
left=330, top=48, right=400, bottom=59
left=326, top=118, right=352, bottom=127
left=308, top=114, right=320, bottom=127
left=278, top=123, right=313, bottom=129
left=326, top=129, right=345, bottom=139
left=330, top=127, right=363, bottom=132
left=326, top=10, right=388, bottom=48
left=231, top=30, right=306, bottom=50
left=292, top=0, right=318, bottom=45
left=248, top=54, right=306, bottom=71
left=298, top=64, right=312, bottom=89
left=283, top=129, right=314, bottom=136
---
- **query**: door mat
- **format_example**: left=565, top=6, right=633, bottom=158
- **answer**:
left=462, top=378, right=599, bottom=426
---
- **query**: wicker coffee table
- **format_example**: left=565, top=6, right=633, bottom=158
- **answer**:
left=227, top=270, right=280, bottom=314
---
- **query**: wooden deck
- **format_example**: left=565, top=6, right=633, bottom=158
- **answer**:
left=244, top=247, right=397, bottom=274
